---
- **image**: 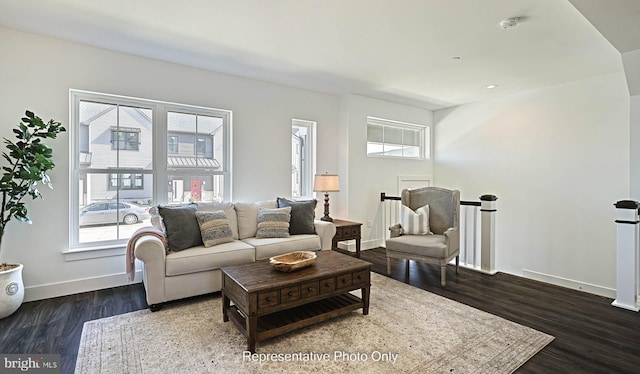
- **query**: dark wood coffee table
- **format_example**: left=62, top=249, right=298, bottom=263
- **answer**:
left=221, top=250, right=371, bottom=352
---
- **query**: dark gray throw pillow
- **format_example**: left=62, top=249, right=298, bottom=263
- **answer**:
left=277, top=197, right=317, bottom=235
left=158, top=204, right=203, bottom=251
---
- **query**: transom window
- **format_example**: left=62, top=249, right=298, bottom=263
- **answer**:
left=70, top=90, right=232, bottom=250
left=366, top=116, right=428, bottom=159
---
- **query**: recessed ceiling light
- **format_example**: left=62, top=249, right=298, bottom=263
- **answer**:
left=486, top=84, right=498, bottom=89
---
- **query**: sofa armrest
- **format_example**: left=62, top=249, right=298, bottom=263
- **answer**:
left=134, top=235, right=167, bottom=305
left=314, top=220, right=337, bottom=250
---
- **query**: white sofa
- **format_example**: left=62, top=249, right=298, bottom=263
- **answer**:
left=134, top=200, right=336, bottom=310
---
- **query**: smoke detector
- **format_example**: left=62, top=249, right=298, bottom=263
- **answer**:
left=500, top=17, right=520, bottom=30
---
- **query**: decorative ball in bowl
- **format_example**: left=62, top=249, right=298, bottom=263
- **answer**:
left=270, top=251, right=317, bottom=272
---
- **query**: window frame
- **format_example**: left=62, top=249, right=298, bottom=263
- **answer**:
left=366, top=116, right=429, bottom=160
left=291, top=119, right=316, bottom=199
left=69, top=90, right=232, bottom=251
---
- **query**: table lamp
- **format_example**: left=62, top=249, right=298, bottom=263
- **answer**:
left=313, top=173, right=340, bottom=222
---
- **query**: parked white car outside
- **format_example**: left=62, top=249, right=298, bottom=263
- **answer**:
left=79, top=202, right=150, bottom=226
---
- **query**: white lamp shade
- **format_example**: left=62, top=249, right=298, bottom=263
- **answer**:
left=313, top=174, right=340, bottom=192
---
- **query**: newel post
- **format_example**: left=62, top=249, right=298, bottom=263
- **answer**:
left=612, top=200, right=640, bottom=311
left=480, top=195, right=498, bottom=275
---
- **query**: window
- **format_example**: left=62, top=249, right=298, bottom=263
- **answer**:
left=168, top=136, right=179, bottom=154
left=367, top=117, right=428, bottom=159
left=109, top=173, right=144, bottom=190
left=196, top=137, right=206, bottom=155
left=70, top=90, right=232, bottom=249
left=292, top=119, right=316, bottom=198
left=110, top=127, right=140, bottom=151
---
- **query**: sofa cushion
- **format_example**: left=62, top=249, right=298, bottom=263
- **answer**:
left=235, top=200, right=277, bottom=239
left=165, top=240, right=255, bottom=276
left=197, top=202, right=239, bottom=239
left=277, top=197, right=317, bottom=235
left=243, top=235, right=321, bottom=260
left=158, top=204, right=203, bottom=251
left=256, top=207, right=291, bottom=238
left=196, top=210, right=234, bottom=247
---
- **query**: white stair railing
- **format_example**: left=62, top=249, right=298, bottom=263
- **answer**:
left=379, top=192, right=498, bottom=275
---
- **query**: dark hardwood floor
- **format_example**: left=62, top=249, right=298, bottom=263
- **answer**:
left=1, top=248, right=639, bottom=373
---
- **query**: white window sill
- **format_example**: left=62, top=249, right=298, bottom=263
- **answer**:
left=63, top=245, right=126, bottom=262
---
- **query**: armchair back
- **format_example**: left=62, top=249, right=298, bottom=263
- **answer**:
left=401, top=187, right=460, bottom=235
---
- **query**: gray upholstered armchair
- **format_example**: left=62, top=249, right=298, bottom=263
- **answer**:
left=385, top=187, right=460, bottom=286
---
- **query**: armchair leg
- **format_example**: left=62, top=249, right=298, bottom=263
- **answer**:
left=456, top=255, right=459, bottom=274
left=441, top=265, right=447, bottom=287
left=405, top=259, right=410, bottom=279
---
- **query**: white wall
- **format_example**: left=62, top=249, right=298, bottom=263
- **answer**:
left=341, top=94, right=433, bottom=249
left=632, top=95, right=640, bottom=200
left=624, top=49, right=640, bottom=199
left=434, top=72, right=630, bottom=296
left=0, top=27, right=340, bottom=300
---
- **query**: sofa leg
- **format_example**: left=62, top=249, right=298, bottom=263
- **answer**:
left=386, top=255, right=391, bottom=275
left=441, top=265, right=447, bottom=287
left=149, top=304, right=162, bottom=312
left=455, top=255, right=459, bottom=274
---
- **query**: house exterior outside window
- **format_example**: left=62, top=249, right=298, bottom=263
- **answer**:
left=70, top=90, right=232, bottom=250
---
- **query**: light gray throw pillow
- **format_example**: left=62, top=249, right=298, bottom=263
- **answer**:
left=196, top=210, right=234, bottom=247
left=255, top=206, right=291, bottom=238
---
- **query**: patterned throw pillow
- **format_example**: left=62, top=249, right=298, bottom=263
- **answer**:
left=256, top=206, right=291, bottom=238
left=399, top=204, right=431, bottom=235
left=196, top=210, right=234, bottom=247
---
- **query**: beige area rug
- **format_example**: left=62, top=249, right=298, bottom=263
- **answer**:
left=75, top=273, right=553, bottom=374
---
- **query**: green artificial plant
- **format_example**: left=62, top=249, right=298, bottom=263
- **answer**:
left=0, top=111, right=66, bottom=267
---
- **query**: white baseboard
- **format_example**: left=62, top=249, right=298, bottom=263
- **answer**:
left=337, top=238, right=381, bottom=252
left=522, top=269, right=616, bottom=299
left=24, top=271, right=142, bottom=302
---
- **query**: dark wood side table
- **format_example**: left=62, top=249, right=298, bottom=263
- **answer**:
left=331, top=219, right=362, bottom=258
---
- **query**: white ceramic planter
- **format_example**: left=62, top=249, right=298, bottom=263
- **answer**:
left=0, top=263, right=24, bottom=319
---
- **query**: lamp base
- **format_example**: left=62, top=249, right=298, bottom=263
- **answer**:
left=321, top=192, right=333, bottom=222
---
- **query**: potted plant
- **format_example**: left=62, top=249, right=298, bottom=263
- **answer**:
left=0, top=110, right=65, bottom=319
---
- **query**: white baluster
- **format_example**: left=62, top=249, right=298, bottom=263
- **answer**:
left=480, top=195, right=498, bottom=275
left=612, top=200, right=640, bottom=311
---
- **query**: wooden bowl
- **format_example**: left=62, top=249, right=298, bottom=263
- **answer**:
left=270, top=251, right=317, bottom=272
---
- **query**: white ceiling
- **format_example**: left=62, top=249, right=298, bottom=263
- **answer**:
left=0, top=0, right=629, bottom=110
